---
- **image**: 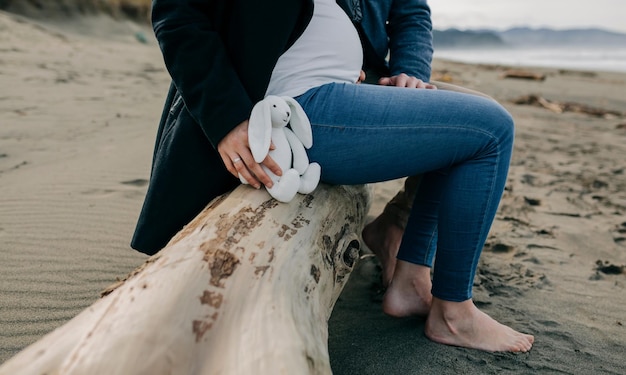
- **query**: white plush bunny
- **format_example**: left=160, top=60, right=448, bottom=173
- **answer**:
left=239, top=95, right=321, bottom=203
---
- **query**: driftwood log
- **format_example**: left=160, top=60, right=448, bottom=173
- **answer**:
left=500, top=69, right=546, bottom=81
left=511, top=94, right=624, bottom=118
left=0, top=183, right=371, bottom=375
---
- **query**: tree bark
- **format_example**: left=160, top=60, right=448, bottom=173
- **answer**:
left=0, top=183, right=371, bottom=375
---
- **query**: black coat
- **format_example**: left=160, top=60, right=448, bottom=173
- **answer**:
left=131, top=0, right=314, bottom=254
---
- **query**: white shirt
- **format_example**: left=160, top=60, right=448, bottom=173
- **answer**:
left=265, top=0, right=363, bottom=98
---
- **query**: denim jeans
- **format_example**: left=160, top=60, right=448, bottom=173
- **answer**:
left=380, top=80, right=497, bottom=230
left=295, top=82, right=514, bottom=302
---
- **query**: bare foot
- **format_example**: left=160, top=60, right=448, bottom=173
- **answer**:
left=425, top=298, right=534, bottom=352
left=362, top=213, right=405, bottom=287
left=382, top=261, right=432, bottom=317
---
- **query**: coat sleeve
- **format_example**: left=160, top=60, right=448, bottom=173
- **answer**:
left=151, top=0, right=253, bottom=148
left=151, top=0, right=311, bottom=148
left=386, top=0, right=433, bottom=82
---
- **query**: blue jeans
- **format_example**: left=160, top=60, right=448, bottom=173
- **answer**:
left=295, top=82, right=514, bottom=302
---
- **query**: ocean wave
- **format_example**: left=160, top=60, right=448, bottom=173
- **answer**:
left=434, top=46, right=626, bottom=74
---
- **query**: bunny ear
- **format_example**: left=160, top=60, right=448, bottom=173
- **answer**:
left=281, top=96, right=313, bottom=149
left=248, top=98, right=273, bottom=163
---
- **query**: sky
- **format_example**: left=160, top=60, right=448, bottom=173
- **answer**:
left=428, top=0, right=626, bottom=33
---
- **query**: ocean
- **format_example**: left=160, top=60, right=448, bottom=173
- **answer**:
left=434, top=46, right=626, bottom=74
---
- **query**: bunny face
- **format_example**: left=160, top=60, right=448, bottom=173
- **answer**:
left=266, top=96, right=291, bottom=129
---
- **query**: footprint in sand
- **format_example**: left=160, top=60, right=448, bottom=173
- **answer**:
left=594, top=260, right=624, bottom=275
left=121, top=178, right=148, bottom=187
left=524, top=196, right=542, bottom=206
left=79, top=180, right=148, bottom=198
left=537, top=319, right=560, bottom=328
left=484, top=241, right=516, bottom=254
left=521, top=173, right=538, bottom=186
left=120, top=179, right=149, bottom=199
left=610, top=222, right=626, bottom=246
left=80, top=188, right=117, bottom=197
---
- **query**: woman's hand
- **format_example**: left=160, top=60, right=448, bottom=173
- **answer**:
left=217, top=120, right=282, bottom=189
left=357, top=70, right=366, bottom=84
left=378, top=73, right=437, bottom=89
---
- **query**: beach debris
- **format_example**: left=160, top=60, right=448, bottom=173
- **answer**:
left=511, top=94, right=624, bottom=118
left=501, top=69, right=546, bottom=81
left=484, top=241, right=515, bottom=254
left=595, top=260, right=624, bottom=275
left=431, top=70, right=455, bottom=83
left=523, top=196, right=542, bottom=206
left=512, top=94, right=563, bottom=112
left=558, top=69, right=597, bottom=78
left=135, top=31, right=148, bottom=44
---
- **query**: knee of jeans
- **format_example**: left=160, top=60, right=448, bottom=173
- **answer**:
left=486, top=103, right=515, bottom=150
left=500, top=110, right=515, bottom=147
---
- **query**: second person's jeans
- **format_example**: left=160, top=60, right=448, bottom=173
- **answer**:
left=295, top=82, right=514, bottom=302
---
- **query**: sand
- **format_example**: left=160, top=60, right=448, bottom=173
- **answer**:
left=1, top=10, right=625, bottom=374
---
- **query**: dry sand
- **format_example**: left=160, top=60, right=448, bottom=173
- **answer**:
left=1, top=11, right=625, bottom=374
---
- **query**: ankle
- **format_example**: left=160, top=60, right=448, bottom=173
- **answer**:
left=430, top=298, right=474, bottom=322
left=394, top=261, right=431, bottom=283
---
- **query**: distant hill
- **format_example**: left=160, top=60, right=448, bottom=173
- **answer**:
left=433, top=29, right=505, bottom=48
left=434, top=27, right=626, bottom=49
left=498, top=27, right=626, bottom=47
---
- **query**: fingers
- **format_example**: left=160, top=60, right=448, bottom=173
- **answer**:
left=395, top=74, right=412, bottom=87
left=357, top=70, right=366, bottom=84
left=261, top=153, right=282, bottom=177
left=223, top=152, right=276, bottom=189
left=377, top=76, right=392, bottom=86
left=378, top=74, right=439, bottom=90
left=246, top=156, right=277, bottom=188
left=394, top=74, right=424, bottom=88
left=231, top=154, right=262, bottom=189
left=220, top=151, right=245, bottom=180
left=231, top=152, right=283, bottom=190
left=217, top=119, right=282, bottom=190
left=219, top=149, right=276, bottom=190
left=218, top=120, right=266, bottom=189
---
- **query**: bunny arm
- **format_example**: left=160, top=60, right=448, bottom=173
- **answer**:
left=258, top=129, right=300, bottom=202
left=284, top=128, right=310, bottom=174
left=281, top=96, right=313, bottom=148
left=269, top=128, right=293, bottom=171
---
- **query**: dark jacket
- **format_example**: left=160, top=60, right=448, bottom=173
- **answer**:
left=338, top=0, right=433, bottom=81
left=131, top=0, right=433, bottom=255
left=131, top=0, right=314, bottom=254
